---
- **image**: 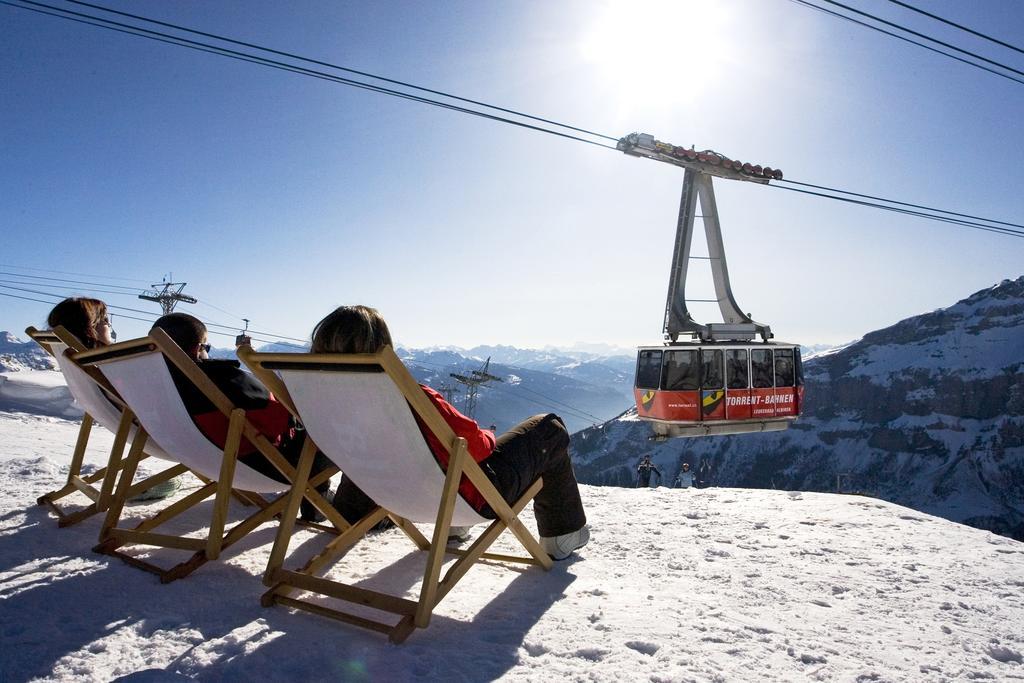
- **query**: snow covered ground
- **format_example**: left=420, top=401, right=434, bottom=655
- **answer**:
left=2, top=411, right=1024, bottom=682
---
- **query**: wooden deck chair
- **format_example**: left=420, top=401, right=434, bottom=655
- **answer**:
left=238, top=345, right=553, bottom=643
left=26, top=326, right=188, bottom=527
left=71, top=329, right=348, bottom=583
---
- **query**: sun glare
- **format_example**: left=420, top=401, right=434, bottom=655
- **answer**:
left=579, top=0, right=733, bottom=109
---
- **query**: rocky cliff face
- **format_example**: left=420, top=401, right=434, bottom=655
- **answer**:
left=571, top=277, right=1024, bottom=541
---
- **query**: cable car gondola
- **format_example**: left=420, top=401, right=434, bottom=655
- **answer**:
left=635, top=341, right=803, bottom=438
left=618, top=133, right=804, bottom=438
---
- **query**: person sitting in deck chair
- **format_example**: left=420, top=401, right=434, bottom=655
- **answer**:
left=48, top=297, right=181, bottom=501
left=47, top=297, right=115, bottom=349
left=151, top=313, right=333, bottom=521
left=310, top=305, right=590, bottom=561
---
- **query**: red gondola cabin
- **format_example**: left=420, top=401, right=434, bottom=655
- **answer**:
left=634, top=342, right=803, bottom=438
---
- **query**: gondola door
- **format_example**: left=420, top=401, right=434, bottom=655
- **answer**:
left=699, top=349, right=725, bottom=421
left=724, top=348, right=752, bottom=420
left=773, top=348, right=798, bottom=418
left=750, top=348, right=776, bottom=418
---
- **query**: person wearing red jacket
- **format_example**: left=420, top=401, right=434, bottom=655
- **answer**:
left=151, top=313, right=332, bottom=521
left=313, top=305, right=589, bottom=561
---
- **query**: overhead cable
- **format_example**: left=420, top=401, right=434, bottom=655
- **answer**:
left=0, top=262, right=152, bottom=284
left=884, top=0, right=1024, bottom=58
left=818, top=0, right=1024, bottom=77
left=794, top=0, right=1024, bottom=86
left=0, top=271, right=144, bottom=293
left=778, top=179, right=1024, bottom=231
left=0, top=283, right=305, bottom=345
left=4, top=0, right=617, bottom=150
left=62, top=0, right=619, bottom=143
left=768, top=184, right=1024, bottom=238
left=4, top=0, right=1021, bottom=238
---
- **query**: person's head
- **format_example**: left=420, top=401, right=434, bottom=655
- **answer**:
left=682, top=463, right=690, bottom=470
left=152, top=313, right=209, bottom=360
left=643, top=455, right=651, bottom=462
left=311, top=305, right=392, bottom=354
left=47, top=297, right=113, bottom=348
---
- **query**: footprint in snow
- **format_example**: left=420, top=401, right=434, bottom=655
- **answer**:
left=572, top=647, right=609, bottom=662
left=625, top=641, right=660, bottom=656
left=986, top=645, right=1023, bottom=663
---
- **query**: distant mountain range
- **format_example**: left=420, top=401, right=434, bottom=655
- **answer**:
left=570, top=276, right=1024, bottom=542
left=0, top=333, right=637, bottom=433
left=0, top=332, right=55, bottom=372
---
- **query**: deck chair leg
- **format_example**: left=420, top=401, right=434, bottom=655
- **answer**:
left=262, top=437, right=317, bottom=594
left=67, top=412, right=94, bottom=484
left=97, top=427, right=147, bottom=546
left=415, top=438, right=469, bottom=629
left=37, top=413, right=95, bottom=511
left=247, top=438, right=347, bottom=532
left=206, top=409, right=245, bottom=561
left=97, top=410, right=134, bottom=512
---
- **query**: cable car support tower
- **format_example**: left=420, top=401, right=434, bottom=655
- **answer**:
left=450, top=356, right=503, bottom=420
left=138, top=278, right=198, bottom=316
left=617, top=133, right=782, bottom=344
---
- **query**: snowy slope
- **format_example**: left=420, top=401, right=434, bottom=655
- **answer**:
left=1, top=412, right=1023, bottom=681
left=0, top=371, right=80, bottom=418
left=572, top=277, right=1024, bottom=542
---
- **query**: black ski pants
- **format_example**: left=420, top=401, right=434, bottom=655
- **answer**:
left=478, top=413, right=586, bottom=537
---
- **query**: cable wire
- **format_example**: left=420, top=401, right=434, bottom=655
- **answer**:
left=819, top=0, right=1024, bottom=77
left=0, top=284, right=300, bottom=345
left=5, top=0, right=617, bottom=151
left=0, top=271, right=144, bottom=293
left=884, top=0, right=1024, bottom=57
left=62, top=0, right=620, bottom=143
left=789, top=0, right=1024, bottom=87
left=0, top=262, right=152, bottom=284
left=4, top=0, right=1021, bottom=242
left=0, top=277, right=149, bottom=298
left=778, top=179, right=1024, bottom=231
left=768, top=184, right=1024, bottom=238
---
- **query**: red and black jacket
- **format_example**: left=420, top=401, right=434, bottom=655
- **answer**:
left=167, top=359, right=292, bottom=458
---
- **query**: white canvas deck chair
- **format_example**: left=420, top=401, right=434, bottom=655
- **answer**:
left=26, top=326, right=187, bottom=527
left=72, top=329, right=347, bottom=583
left=239, top=345, right=553, bottom=643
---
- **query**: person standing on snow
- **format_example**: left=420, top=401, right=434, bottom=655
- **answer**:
left=636, top=455, right=662, bottom=488
left=698, top=457, right=713, bottom=488
left=674, top=462, right=695, bottom=488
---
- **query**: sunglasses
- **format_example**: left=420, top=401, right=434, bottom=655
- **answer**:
left=200, top=343, right=212, bottom=354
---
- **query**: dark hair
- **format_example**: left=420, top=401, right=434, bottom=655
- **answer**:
left=47, top=297, right=109, bottom=349
left=311, top=305, right=393, bottom=354
left=152, top=313, right=207, bottom=353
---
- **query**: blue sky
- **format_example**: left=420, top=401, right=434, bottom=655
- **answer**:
left=2, top=0, right=1022, bottom=350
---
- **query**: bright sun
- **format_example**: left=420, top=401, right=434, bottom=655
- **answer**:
left=579, top=0, right=733, bottom=108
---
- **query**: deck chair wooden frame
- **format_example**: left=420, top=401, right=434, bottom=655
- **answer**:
left=239, top=344, right=553, bottom=643
left=71, top=329, right=348, bottom=583
left=26, top=326, right=189, bottom=527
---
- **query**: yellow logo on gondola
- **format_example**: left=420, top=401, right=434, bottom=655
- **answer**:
left=640, top=390, right=656, bottom=412
left=702, top=390, right=724, bottom=415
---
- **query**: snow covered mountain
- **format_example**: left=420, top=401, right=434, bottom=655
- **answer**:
left=0, top=334, right=634, bottom=434
left=396, top=348, right=633, bottom=433
left=0, top=331, right=55, bottom=372
left=202, top=342, right=634, bottom=432
left=571, top=277, right=1024, bottom=542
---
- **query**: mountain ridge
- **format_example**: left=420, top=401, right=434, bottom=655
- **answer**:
left=570, top=276, right=1024, bottom=541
